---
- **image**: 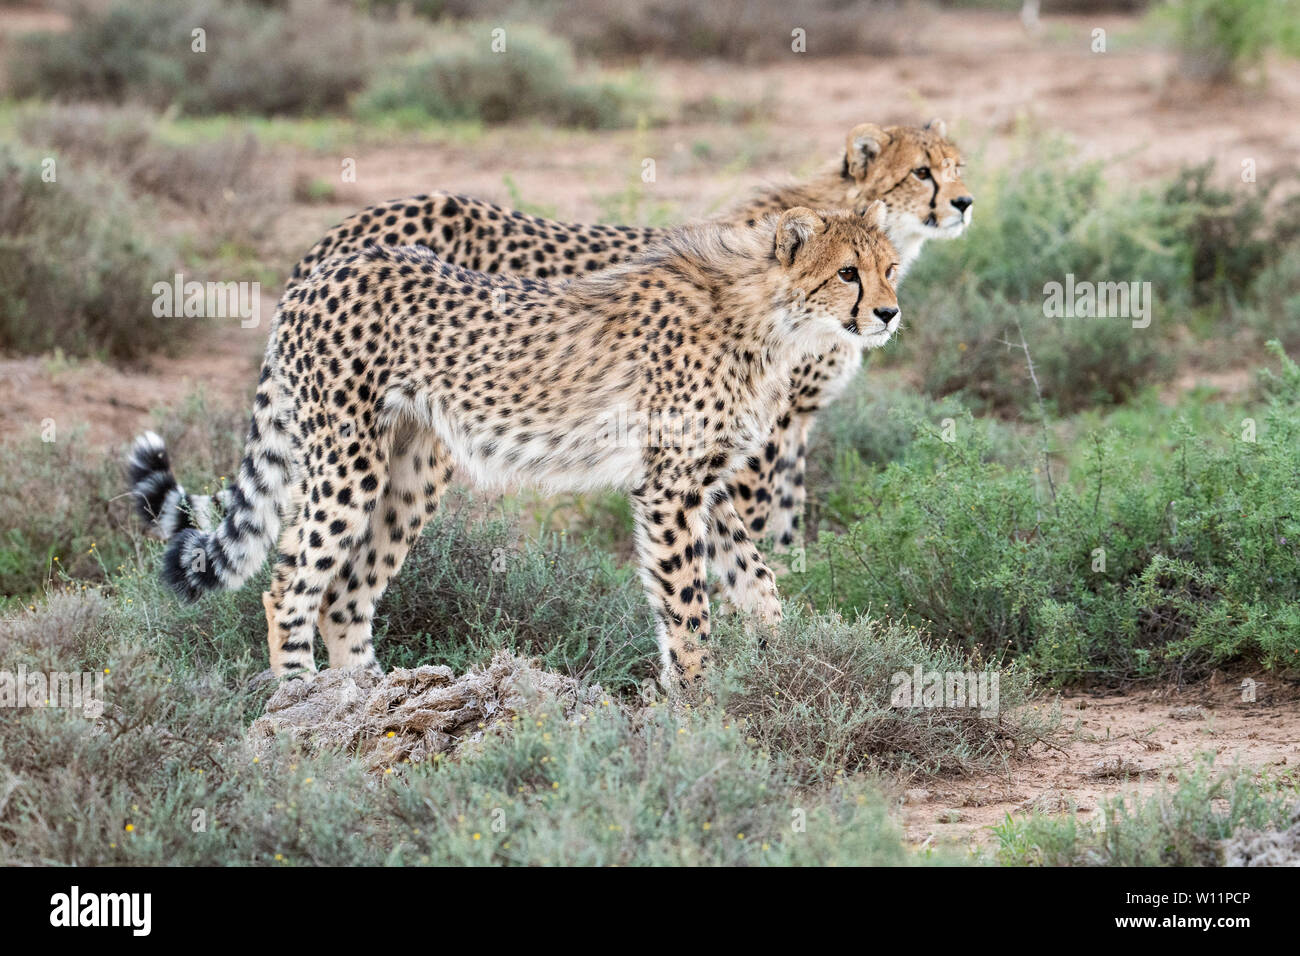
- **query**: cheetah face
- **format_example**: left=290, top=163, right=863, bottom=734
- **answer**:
left=775, top=203, right=901, bottom=352
left=843, top=119, right=973, bottom=246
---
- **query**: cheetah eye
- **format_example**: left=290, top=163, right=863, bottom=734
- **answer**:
left=885, top=264, right=898, bottom=282
left=837, top=267, right=858, bottom=283
left=914, top=167, right=932, bottom=180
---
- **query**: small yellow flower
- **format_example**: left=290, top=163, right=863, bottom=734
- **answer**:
left=125, top=823, right=134, bottom=832
left=472, top=833, right=481, bottom=841
left=274, top=853, right=284, bottom=861
left=104, top=668, right=110, bottom=675
left=701, top=822, right=711, bottom=831
left=551, top=781, right=559, bottom=790
left=386, top=731, right=396, bottom=738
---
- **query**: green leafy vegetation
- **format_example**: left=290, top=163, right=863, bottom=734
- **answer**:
left=355, top=22, right=649, bottom=129
left=994, top=755, right=1299, bottom=865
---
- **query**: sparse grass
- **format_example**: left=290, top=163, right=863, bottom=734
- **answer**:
left=373, top=505, right=658, bottom=694
left=993, top=755, right=1300, bottom=865
left=0, top=531, right=984, bottom=865
left=0, top=393, right=246, bottom=606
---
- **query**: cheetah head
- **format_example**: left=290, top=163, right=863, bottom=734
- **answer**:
left=842, top=119, right=973, bottom=252
left=774, top=202, right=900, bottom=351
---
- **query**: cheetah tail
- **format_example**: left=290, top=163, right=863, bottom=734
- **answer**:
left=137, top=345, right=294, bottom=601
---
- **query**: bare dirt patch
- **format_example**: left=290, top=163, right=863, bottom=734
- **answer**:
left=901, top=671, right=1300, bottom=851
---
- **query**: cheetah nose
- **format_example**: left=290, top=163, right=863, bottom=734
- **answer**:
left=951, top=196, right=974, bottom=213
left=873, top=306, right=899, bottom=324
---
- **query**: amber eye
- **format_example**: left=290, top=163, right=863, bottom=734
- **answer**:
left=885, top=264, right=898, bottom=282
left=914, top=167, right=931, bottom=180
left=837, top=267, right=858, bottom=283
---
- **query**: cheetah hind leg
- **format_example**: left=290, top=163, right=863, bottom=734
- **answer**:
left=266, top=444, right=384, bottom=678
left=319, top=428, right=452, bottom=671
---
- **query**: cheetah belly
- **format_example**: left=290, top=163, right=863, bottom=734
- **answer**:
left=383, top=387, right=645, bottom=495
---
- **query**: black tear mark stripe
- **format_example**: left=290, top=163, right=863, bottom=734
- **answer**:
left=806, top=275, right=833, bottom=299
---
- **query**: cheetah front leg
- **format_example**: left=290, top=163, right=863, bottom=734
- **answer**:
left=631, top=462, right=715, bottom=693
left=767, top=414, right=811, bottom=552
left=706, top=489, right=782, bottom=627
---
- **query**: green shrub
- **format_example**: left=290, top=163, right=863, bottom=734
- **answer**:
left=355, top=23, right=648, bottom=128
left=1150, top=0, right=1300, bottom=83
left=800, top=347, right=1300, bottom=683
left=0, top=145, right=173, bottom=360
left=889, top=146, right=1182, bottom=416
left=890, top=146, right=1300, bottom=416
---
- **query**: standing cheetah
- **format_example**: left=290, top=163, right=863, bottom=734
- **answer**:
left=129, top=206, right=902, bottom=690
left=283, top=120, right=973, bottom=552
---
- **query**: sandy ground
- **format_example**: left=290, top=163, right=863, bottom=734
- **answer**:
left=901, top=672, right=1300, bottom=850
left=3, top=8, right=1299, bottom=835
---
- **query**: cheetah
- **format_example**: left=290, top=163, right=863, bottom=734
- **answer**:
left=129, top=205, right=902, bottom=691
left=283, top=120, right=973, bottom=554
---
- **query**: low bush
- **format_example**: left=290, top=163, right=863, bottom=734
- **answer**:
left=16, top=102, right=289, bottom=241
left=801, top=345, right=1300, bottom=684
left=7, top=0, right=406, bottom=116
left=0, top=145, right=173, bottom=360
left=710, top=607, right=1054, bottom=784
left=890, top=146, right=1300, bottom=416
left=355, top=22, right=648, bottom=128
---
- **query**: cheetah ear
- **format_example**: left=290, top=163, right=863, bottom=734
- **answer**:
left=862, top=200, right=887, bottom=230
left=845, top=123, right=887, bottom=180
left=925, top=117, right=948, bottom=139
left=775, top=207, right=824, bottom=267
